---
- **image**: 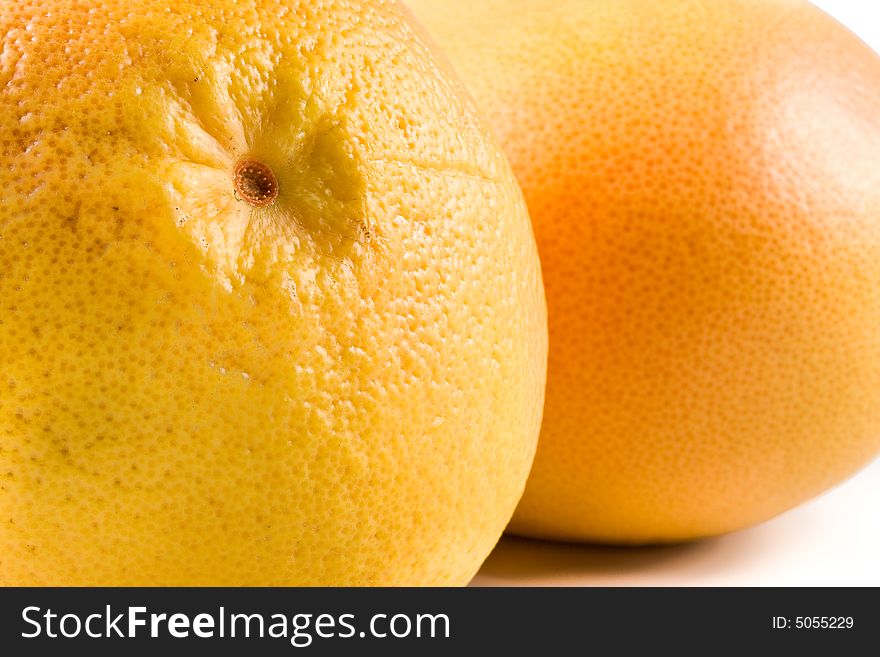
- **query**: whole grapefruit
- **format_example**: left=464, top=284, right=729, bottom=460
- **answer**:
left=408, top=0, right=880, bottom=542
left=0, top=0, right=546, bottom=584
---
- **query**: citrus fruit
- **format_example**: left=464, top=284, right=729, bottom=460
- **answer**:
left=0, top=0, right=546, bottom=584
left=408, top=0, right=880, bottom=542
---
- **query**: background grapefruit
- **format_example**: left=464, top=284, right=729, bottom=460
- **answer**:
left=409, top=0, right=880, bottom=542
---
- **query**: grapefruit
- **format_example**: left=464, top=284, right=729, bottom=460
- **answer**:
left=0, top=0, right=546, bottom=584
left=408, top=0, right=880, bottom=542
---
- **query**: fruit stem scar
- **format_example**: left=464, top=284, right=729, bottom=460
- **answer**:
left=233, top=158, right=278, bottom=207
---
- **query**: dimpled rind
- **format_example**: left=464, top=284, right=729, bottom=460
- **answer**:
left=409, top=0, right=880, bottom=542
left=0, top=0, right=547, bottom=585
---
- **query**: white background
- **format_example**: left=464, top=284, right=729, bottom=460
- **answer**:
left=472, top=0, right=880, bottom=587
